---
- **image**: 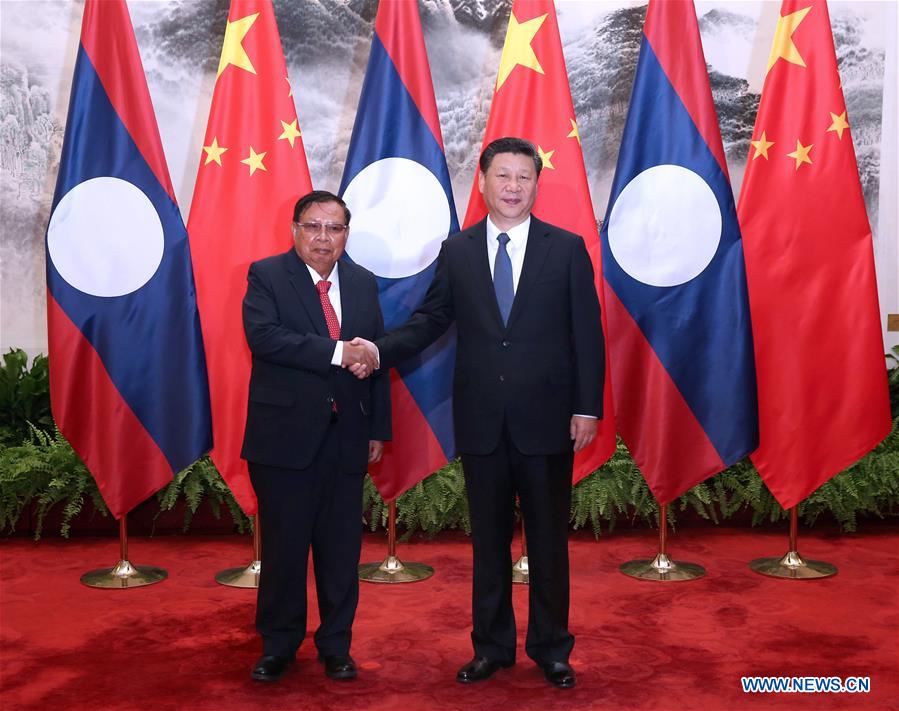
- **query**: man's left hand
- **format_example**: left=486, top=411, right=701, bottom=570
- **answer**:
left=570, top=416, right=597, bottom=453
left=368, top=440, right=384, bottom=464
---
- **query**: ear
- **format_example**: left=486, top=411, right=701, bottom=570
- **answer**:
left=478, top=171, right=486, bottom=195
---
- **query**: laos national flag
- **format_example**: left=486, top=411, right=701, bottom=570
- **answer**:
left=45, top=0, right=212, bottom=518
left=339, top=0, right=457, bottom=500
left=599, top=0, right=758, bottom=504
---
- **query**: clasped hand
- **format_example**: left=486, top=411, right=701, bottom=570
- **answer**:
left=341, top=337, right=380, bottom=379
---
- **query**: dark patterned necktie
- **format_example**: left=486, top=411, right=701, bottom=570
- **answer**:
left=493, top=232, right=513, bottom=325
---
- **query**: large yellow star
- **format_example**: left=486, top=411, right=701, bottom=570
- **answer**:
left=566, top=118, right=580, bottom=146
left=766, top=6, right=811, bottom=74
left=750, top=131, right=774, bottom=160
left=240, top=147, right=267, bottom=175
left=826, top=110, right=850, bottom=139
left=278, top=119, right=302, bottom=148
left=786, top=139, right=813, bottom=170
left=217, top=13, right=259, bottom=79
left=202, top=137, right=227, bottom=166
left=496, top=12, right=548, bottom=91
left=537, top=145, right=555, bottom=170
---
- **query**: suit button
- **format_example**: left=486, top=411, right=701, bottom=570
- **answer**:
left=501, top=340, right=510, bottom=348
left=326, top=396, right=335, bottom=404
left=499, top=375, right=505, bottom=382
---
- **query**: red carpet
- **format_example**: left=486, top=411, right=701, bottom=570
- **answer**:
left=2, top=525, right=897, bottom=710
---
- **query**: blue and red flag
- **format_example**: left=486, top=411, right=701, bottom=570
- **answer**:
left=599, top=0, right=758, bottom=503
left=45, top=0, right=211, bottom=518
left=339, top=0, right=458, bottom=500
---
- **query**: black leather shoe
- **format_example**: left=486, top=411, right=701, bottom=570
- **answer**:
left=251, top=655, right=294, bottom=682
left=319, top=654, right=357, bottom=680
left=540, top=661, right=576, bottom=689
left=456, top=656, right=514, bottom=683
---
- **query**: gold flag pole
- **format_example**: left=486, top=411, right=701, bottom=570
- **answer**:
left=620, top=502, right=705, bottom=581
left=749, top=506, right=837, bottom=579
left=81, top=514, right=167, bottom=588
left=359, top=499, right=433, bottom=583
left=215, top=515, right=261, bottom=587
left=512, top=519, right=528, bottom=585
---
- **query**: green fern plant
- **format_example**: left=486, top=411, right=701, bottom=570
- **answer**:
left=156, top=455, right=252, bottom=533
left=0, top=425, right=109, bottom=538
left=363, top=459, right=471, bottom=539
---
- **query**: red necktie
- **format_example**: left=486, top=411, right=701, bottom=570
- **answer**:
left=316, top=280, right=340, bottom=339
left=316, top=280, right=339, bottom=413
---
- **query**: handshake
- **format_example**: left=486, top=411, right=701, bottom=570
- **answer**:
left=340, top=337, right=380, bottom=379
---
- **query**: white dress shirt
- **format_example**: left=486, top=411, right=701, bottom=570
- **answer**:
left=306, top=263, right=344, bottom=366
left=485, top=215, right=530, bottom=293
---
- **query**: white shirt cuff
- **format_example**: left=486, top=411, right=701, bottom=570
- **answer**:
left=331, top=340, right=343, bottom=366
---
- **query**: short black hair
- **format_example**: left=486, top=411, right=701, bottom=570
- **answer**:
left=292, top=190, right=351, bottom=225
left=478, top=137, right=542, bottom=177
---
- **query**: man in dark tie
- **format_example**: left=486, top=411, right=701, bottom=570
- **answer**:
left=353, top=137, right=604, bottom=689
left=241, top=190, right=390, bottom=683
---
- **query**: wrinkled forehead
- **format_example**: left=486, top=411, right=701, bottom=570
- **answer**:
left=298, top=200, right=345, bottom=223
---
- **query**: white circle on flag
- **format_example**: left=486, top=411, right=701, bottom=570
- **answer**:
left=607, top=164, right=721, bottom=287
left=343, top=157, right=450, bottom=279
left=47, top=177, right=164, bottom=297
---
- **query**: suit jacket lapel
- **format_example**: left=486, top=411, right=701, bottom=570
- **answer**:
left=464, top=219, right=506, bottom=330
left=286, top=249, right=330, bottom=337
left=506, top=216, right=552, bottom=331
left=337, top=259, right=357, bottom=340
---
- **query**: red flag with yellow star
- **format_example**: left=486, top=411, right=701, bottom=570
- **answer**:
left=187, top=0, right=312, bottom=515
left=465, top=0, right=616, bottom=481
left=737, top=0, right=890, bottom=509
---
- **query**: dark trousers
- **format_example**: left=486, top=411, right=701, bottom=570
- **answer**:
left=249, top=426, right=364, bottom=659
left=461, top=426, right=574, bottom=665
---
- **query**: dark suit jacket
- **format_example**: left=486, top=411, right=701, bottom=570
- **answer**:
left=241, top=249, right=391, bottom=473
left=378, top=216, right=603, bottom=456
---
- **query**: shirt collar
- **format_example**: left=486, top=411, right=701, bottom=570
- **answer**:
left=486, top=215, right=530, bottom=248
left=305, top=261, right=340, bottom=289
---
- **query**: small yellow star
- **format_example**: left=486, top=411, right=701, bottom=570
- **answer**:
left=786, top=140, right=813, bottom=170
left=766, top=6, right=811, bottom=74
left=240, top=147, right=267, bottom=175
left=750, top=131, right=774, bottom=160
left=217, top=13, right=259, bottom=79
left=826, top=111, right=850, bottom=140
left=566, top=118, right=580, bottom=146
left=278, top=119, right=302, bottom=148
left=537, top=145, right=555, bottom=170
left=285, top=76, right=293, bottom=98
left=202, top=137, right=227, bottom=166
left=496, top=12, right=548, bottom=91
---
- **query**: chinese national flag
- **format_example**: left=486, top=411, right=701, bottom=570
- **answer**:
left=465, top=0, right=616, bottom=481
left=187, top=0, right=312, bottom=515
left=737, top=0, right=891, bottom=509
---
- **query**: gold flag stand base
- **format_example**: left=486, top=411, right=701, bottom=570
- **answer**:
left=359, top=501, right=433, bottom=584
left=620, top=504, right=705, bottom=581
left=620, top=552, right=706, bottom=581
left=215, top=559, right=261, bottom=588
left=512, top=520, right=528, bottom=584
left=749, top=507, right=837, bottom=579
left=358, top=555, right=434, bottom=583
left=81, top=516, right=167, bottom=589
left=216, top=516, right=261, bottom=588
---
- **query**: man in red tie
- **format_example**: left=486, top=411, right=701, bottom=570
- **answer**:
left=241, top=190, right=389, bottom=683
